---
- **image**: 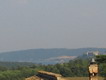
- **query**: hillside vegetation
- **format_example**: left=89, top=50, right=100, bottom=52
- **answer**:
left=0, top=58, right=106, bottom=80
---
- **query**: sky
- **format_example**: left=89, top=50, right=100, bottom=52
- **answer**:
left=0, top=0, right=106, bottom=52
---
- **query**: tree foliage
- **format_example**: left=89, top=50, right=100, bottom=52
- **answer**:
left=96, top=55, right=106, bottom=63
left=0, top=57, right=106, bottom=80
left=96, top=55, right=106, bottom=78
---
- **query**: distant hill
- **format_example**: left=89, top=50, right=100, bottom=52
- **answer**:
left=0, top=48, right=106, bottom=64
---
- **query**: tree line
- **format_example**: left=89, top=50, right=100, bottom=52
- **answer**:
left=0, top=55, right=106, bottom=80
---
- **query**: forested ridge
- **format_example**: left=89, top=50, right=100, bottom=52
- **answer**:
left=0, top=48, right=105, bottom=64
left=0, top=57, right=106, bottom=80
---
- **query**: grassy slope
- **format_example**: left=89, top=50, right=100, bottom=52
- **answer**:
left=64, top=77, right=104, bottom=80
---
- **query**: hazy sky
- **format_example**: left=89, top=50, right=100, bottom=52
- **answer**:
left=0, top=0, right=106, bottom=52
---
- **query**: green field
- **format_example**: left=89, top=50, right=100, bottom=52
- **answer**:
left=64, top=77, right=104, bottom=80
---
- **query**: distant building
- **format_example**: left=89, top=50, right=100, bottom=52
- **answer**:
left=87, top=51, right=99, bottom=57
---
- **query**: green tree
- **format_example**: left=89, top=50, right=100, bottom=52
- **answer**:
left=96, top=55, right=106, bottom=79
left=96, top=55, right=106, bottom=63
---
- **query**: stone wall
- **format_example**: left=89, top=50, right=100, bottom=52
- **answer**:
left=25, top=71, right=63, bottom=80
left=37, top=71, right=62, bottom=80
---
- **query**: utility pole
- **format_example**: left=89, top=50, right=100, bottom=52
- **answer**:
left=88, top=58, right=98, bottom=80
